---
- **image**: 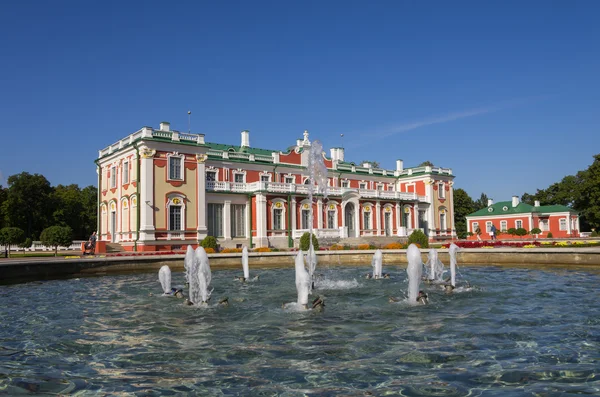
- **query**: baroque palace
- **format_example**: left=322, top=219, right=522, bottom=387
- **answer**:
left=96, top=122, right=456, bottom=251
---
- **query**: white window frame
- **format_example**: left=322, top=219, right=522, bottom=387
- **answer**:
left=206, top=170, right=217, bottom=182
left=359, top=182, right=367, bottom=189
left=167, top=153, right=184, bottom=181
left=473, top=221, right=479, bottom=232
left=207, top=203, right=224, bottom=237
left=377, top=183, right=384, bottom=191
left=166, top=194, right=186, bottom=231
left=440, top=212, right=446, bottom=230
left=233, top=171, right=245, bottom=184
left=110, top=166, right=117, bottom=188
left=362, top=203, right=374, bottom=230
left=559, top=218, right=567, bottom=231
left=231, top=204, right=246, bottom=237
left=341, top=179, right=349, bottom=188
left=540, top=219, right=549, bottom=231
left=486, top=221, right=493, bottom=232
left=271, top=199, right=286, bottom=230
left=516, top=220, right=523, bottom=229
left=438, top=183, right=445, bottom=199
left=122, top=161, right=129, bottom=185
left=500, top=220, right=507, bottom=232
left=260, top=174, right=271, bottom=182
left=284, top=176, right=295, bottom=184
left=326, top=201, right=338, bottom=229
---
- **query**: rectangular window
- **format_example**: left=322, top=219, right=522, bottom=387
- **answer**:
left=110, top=166, right=116, bottom=188
left=327, top=210, right=336, bottom=229
left=377, top=184, right=383, bottom=191
left=500, top=220, right=507, bottom=231
left=261, top=175, right=270, bottom=182
left=540, top=219, right=549, bottom=231
left=363, top=212, right=371, bottom=230
left=206, top=171, right=216, bottom=182
left=486, top=221, right=493, bottom=232
left=274, top=208, right=283, bottom=230
left=301, top=209, right=310, bottom=229
left=231, top=204, right=246, bottom=237
left=359, top=183, right=367, bottom=189
left=169, top=157, right=182, bottom=180
left=418, top=211, right=426, bottom=229
left=285, top=176, right=294, bottom=184
left=438, top=183, right=445, bottom=199
left=440, top=213, right=446, bottom=230
left=559, top=218, right=567, bottom=230
left=207, top=203, right=224, bottom=237
left=234, top=173, right=244, bottom=183
left=473, top=222, right=479, bottom=233
left=169, top=206, right=182, bottom=231
left=516, top=220, right=523, bottom=229
left=123, top=161, right=129, bottom=184
left=341, top=180, right=349, bottom=188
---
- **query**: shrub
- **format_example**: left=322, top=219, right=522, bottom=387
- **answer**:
left=204, top=247, right=216, bottom=253
left=221, top=248, right=243, bottom=253
left=200, top=236, right=218, bottom=251
left=407, top=229, right=429, bottom=248
left=515, top=228, right=528, bottom=238
left=40, top=226, right=73, bottom=257
left=591, top=230, right=598, bottom=237
left=299, top=232, right=319, bottom=251
left=530, top=228, right=541, bottom=235
left=384, top=242, right=403, bottom=249
left=547, top=232, right=553, bottom=238
left=507, top=228, right=517, bottom=236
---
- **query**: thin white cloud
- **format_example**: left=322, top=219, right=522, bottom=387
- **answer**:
left=363, top=96, right=548, bottom=139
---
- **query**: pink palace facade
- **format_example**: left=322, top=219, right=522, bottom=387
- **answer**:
left=96, top=122, right=456, bottom=251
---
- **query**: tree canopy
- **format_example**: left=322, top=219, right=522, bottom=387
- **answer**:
left=453, top=188, right=476, bottom=239
left=0, top=172, right=97, bottom=240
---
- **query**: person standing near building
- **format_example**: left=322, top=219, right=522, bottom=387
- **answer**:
left=475, top=226, right=482, bottom=241
left=490, top=224, right=497, bottom=241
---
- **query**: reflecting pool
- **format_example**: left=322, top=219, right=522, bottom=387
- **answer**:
left=1, top=265, right=599, bottom=395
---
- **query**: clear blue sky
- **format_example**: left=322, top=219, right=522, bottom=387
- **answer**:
left=1, top=1, right=598, bottom=202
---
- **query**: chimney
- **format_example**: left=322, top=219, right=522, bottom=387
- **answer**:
left=159, top=121, right=170, bottom=131
left=534, top=200, right=540, bottom=207
left=512, top=196, right=520, bottom=208
left=362, top=162, right=372, bottom=169
left=241, top=130, right=250, bottom=148
left=338, top=147, right=344, bottom=162
left=487, top=199, right=494, bottom=207
left=330, top=148, right=339, bottom=162
left=396, top=159, right=404, bottom=172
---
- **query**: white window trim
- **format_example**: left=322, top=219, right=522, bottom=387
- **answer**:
left=271, top=199, right=287, bottom=230
left=362, top=202, right=374, bottom=230
left=206, top=169, right=218, bottom=182
left=515, top=220, right=523, bottom=229
left=122, top=161, right=129, bottom=185
left=559, top=218, right=567, bottom=231
left=326, top=201, right=339, bottom=229
left=359, top=181, right=367, bottom=189
left=259, top=171, right=271, bottom=182
left=166, top=194, right=186, bottom=231
left=403, top=205, right=412, bottom=229
left=167, top=152, right=184, bottom=181
left=232, top=169, right=246, bottom=184
left=486, top=221, right=493, bottom=232
left=438, top=182, right=445, bottom=199
left=110, top=166, right=117, bottom=189
left=500, top=220, right=507, bottom=232
left=341, top=179, right=350, bottom=188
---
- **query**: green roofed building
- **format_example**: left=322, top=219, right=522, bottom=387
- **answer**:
left=465, top=196, right=580, bottom=240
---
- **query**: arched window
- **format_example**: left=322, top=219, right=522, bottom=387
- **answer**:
left=271, top=200, right=286, bottom=230
left=326, top=201, right=339, bottom=229
left=166, top=194, right=186, bottom=231
left=362, top=203, right=374, bottom=230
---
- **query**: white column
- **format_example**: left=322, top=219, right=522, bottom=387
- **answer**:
left=139, top=152, right=155, bottom=241
left=291, top=197, right=297, bottom=232
left=448, top=183, right=455, bottom=236
left=566, top=213, right=572, bottom=235
left=196, top=159, right=208, bottom=240
left=317, top=198, right=323, bottom=229
left=224, top=200, right=232, bottom=240
left=375, top=201, right=381, bottom=236
left=395, top=203, right=401, bottom=236
left=255, top=194, right=268, bottom=247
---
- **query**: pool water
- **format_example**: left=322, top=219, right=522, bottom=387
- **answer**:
left=1, top=264, right=599, bottom=396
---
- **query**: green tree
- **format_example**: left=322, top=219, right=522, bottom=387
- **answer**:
left=407, top=229, right=429, bottom=248
left=0, top=185, right=7, bottom=229
left=573, top=154, right=600, bottom=230
left=515, top=228, right=528, bottom=239
left=530, top=228, right=541, bottom=240
left=299, top=232, right=319, bottom=251
left=0, top=227, right=25, bottom=258
left=418, top=160, right=434, bottom=167
left=4, top=173, right=54, bottom=239
left=52, top=184, right=97, bottom=239
left=360, top=160, right=380, bottom=168
left=40, top=225, right=73, bottom=257
left=453, top=188, right=476, bottom=239
left=474, top=193, right=489, bottom=211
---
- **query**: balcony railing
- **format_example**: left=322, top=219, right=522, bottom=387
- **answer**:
left=206, top=181, right=427, bottom=201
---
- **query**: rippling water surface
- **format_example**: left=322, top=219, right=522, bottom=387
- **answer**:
left=1, top=264, right=599, bottom=396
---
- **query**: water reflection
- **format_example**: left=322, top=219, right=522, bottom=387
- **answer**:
left=0, top=265, right=599, bottom=395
